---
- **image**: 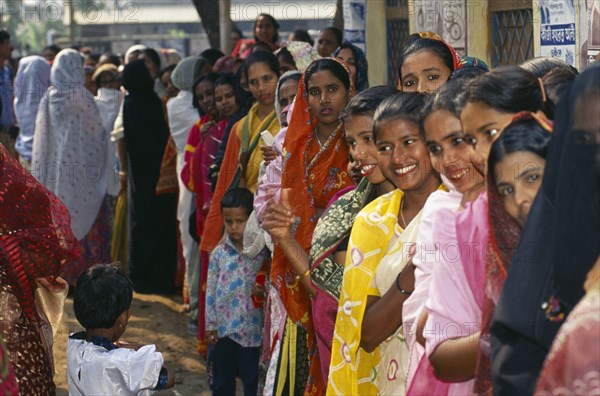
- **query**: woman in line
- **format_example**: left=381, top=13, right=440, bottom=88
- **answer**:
left=401, top=75, right=481, bottom=395
left=31, top=49, right=111, bottom=286
left=417, top=66, right=547, bottom=394
left=13, top=55, right=50, bottom=171
left=179, top=72, right=220, bottom=337
left=328, top=92, right=442, bottom=395
left=473, top=112, right=553, bottom=394
left=233, top=13, right=280, bottom=58
left=181, top=73, right=243, bottom=355
left=0, top=144, right=79, bottom=394
left=201, top=51, right=281, bottom=256
left=253, top=43, right=319, bottom=223
left=167, top=56, right=211, bottom=321
left=333, top=41, right=369, bottom=92
left=263, top=57, right=355, bottom=394
left=397, top=32, right=460, bottom=93
left=122, top=60, right=178, bottom=293
left=251, top=70, right=302, bottom=396
left=93, top=63, right=122, bottom=199
left=310, top=86, right=397, bottom=383
left=492, top=65, right=600, bottom=396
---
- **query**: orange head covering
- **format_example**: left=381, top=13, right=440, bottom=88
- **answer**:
left=271, top=57, right=354, bottom=393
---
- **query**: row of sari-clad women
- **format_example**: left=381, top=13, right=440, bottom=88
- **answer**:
left=196, top=31, right=599, bottom=396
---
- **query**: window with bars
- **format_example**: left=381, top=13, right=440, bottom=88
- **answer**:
left=492, top=9, right=534, bottom=67
left=386, top=1, right=409, bottom=87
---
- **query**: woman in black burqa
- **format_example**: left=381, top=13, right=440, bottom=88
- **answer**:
left=490, top=64, right=600, bottom=395
left=122, top=59, right=178, bottom=293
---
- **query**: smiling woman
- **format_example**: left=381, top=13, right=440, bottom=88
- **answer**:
left=328, top=92, right=442, bottom=396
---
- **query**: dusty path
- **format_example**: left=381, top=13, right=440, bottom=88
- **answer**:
left=53, top=292, right=210, bottom=395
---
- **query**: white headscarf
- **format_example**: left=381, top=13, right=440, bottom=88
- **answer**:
left=124, top=44, right=147, bottom=65
left=167, top=56, right=208, bottom=151
left=31, top=49, right=108, bottom=240
left=170, top=56, right=207, bottom=91
left=14, top=55, right=51, bottom=162
left=95, top=87, right=122, bottom=197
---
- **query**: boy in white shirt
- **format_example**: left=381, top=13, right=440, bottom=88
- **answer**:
left=67, top=264, right=174, bottom=395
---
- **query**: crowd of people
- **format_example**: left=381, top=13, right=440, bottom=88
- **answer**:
left=0, top=10, right=599, bottom=396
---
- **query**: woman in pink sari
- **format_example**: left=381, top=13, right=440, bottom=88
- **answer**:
left=409, top=66, right=548, bottom=395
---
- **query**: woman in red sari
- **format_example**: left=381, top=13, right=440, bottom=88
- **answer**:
left=262, top=57, right=354, bottom=395
left=0, top=144, right=80, bottom=394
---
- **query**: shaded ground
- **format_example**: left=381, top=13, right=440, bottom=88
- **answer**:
left=53, top=292, right=210, bottom=395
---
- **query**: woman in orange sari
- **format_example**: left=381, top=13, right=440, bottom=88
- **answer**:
left=262, top=57, right=354, bottom=395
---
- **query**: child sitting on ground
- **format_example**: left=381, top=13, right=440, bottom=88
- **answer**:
left=205, top=188, right=268, bottom=396
left=67, top=264, right=174, bottom=395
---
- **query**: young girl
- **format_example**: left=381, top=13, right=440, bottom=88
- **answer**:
left=265, top=86, right=397, bottom=384
left=263, top=58, right=354, bottom=394
left=328, top=92, right=442, bottom=395
left=489, top=114, right=552, bottom=228
left=333, top=41, right=369, bottom=92
left=397, top=32, right=461, bottom=93
left=419, top=66, right=547, bottom=394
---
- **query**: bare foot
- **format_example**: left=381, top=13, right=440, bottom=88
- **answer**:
left=180, top=303, right=190, bottom=313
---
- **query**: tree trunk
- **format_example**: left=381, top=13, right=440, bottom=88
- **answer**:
left=191, top=0, right=220, bottom=48
left=334, top=0, right=344, bottom=31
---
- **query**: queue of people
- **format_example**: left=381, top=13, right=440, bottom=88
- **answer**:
left=0, top=11, right=599, bottom=396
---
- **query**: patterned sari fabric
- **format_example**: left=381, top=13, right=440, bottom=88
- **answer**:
left=328, top=189, right=418, bottom=395
left=272, top=61, right=352, bottom=395
left=0, top=144, right=80, bottom=394
left=0, top=335, right=18, bottom=395
left=535, top=279, right=600, bottom=395
left=309, top=177, right=372, bottom=381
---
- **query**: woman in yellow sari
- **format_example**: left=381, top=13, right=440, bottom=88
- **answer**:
left=201, top=51, right=281, bottom=255
left=328, top=92, right=442, bottom=395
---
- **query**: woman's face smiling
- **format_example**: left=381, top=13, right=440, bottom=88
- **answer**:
left=376, top=117, right=436, bottom=191
left=460, top=102, right=518, bottom=174
left=306, top=69, right=351, bottom=129
left=247, top=62, right=278, bottom=107
left=344, top=114, right=386, bottom=184
left=400, top=49, right=452, bottom=93
left=424, top=109, right=485, bottom=194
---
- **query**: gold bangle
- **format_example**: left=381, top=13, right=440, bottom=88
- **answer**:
left=295, top=268, right=310, bottom=282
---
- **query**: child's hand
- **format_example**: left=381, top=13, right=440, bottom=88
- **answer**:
left=207, top=330, right=218, bottom=345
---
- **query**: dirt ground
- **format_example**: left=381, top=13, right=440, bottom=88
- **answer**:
left=52, top=292, right=211, bottom=395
